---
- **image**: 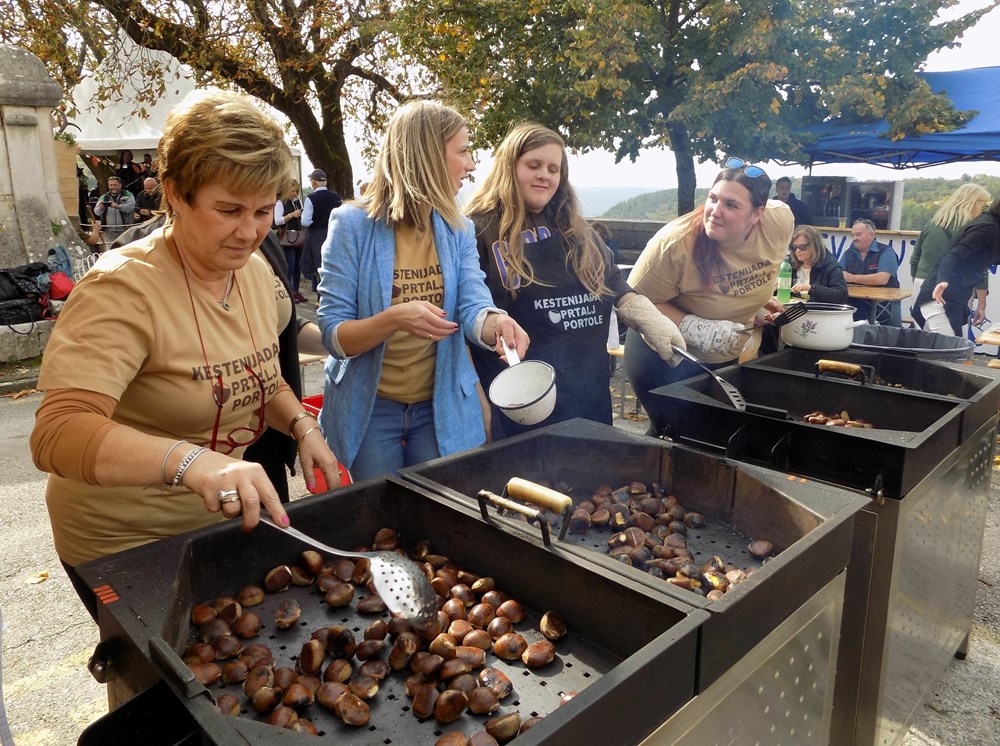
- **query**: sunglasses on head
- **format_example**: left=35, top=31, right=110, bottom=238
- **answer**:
left=724, top=157, right=766, bottom=179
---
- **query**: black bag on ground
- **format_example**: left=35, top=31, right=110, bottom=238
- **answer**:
left=0, top=262, right=49, bottom=302
left=0, top=262, right=51, bottom=328
left=0, top=296, right=44, bottom=326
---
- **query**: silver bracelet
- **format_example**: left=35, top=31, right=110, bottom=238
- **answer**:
left=172, top=446, right=208, bottom=487
left=160, top=440, right=189, bottom=486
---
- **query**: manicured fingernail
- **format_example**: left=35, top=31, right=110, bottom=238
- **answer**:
left=280, top=515, right=290, bottom=526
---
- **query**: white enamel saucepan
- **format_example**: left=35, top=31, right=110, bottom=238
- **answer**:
left=488, top=339, right=557, bottom=425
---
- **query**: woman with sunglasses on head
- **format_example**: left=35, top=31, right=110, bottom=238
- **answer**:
left=624, top=158, right=794, bottom=432
left=464, top=123, right=685, bottom=438
left=788, top=225, right=848, bottom=304
left=30, top=91, right=341, bottom=618
left=316, top=100, right=528, bottom=480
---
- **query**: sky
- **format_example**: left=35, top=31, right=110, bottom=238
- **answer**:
left=551, top=0, right=1000, bottom=189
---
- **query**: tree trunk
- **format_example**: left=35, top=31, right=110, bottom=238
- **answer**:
left=292, top=114, right=356, bottom=200
left=668, top=122, right=696, bottom=215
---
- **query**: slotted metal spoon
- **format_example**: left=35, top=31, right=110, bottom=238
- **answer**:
left=258, top=516, right=439, bottom=625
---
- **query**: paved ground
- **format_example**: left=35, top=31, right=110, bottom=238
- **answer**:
left=1, top=310, right=997, bottom=743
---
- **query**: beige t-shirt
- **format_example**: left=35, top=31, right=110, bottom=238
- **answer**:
left=377, top=223, right=444, bottom=403
left=629, top=201, right=794, bottom=362
left=38, top=230, right=284, bottom=565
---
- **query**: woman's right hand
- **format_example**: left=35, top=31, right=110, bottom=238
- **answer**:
left=391, top=300, right=459, bottom=341
left=931, top=282, right=949, bottom=304
left=181, top=450, right=289, bottom=532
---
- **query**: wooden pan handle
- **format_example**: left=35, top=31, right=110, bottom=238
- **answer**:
left=817, top=359, right=862, bottom=377
left=505, top=478, right=573, bottom=514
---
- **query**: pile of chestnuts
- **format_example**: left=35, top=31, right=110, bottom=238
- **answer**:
left=539, top=480, right=776, bottom=601
left=184, top=528, right=574, bottom=744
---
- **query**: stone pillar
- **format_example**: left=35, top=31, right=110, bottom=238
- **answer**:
left=0, top=45, right=89, bottom=363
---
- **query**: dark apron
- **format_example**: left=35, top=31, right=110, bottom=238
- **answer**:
left=471, top=232, right=613, bottom=438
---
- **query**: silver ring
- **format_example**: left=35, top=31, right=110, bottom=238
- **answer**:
left=428, top=333, right=433, bottom=340
left=217, top=489, right=240, bottom=503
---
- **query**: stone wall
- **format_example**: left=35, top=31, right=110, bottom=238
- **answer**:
left=590, top=218, right=666, bottom=263
left=0, top=45, right=89, bottom=362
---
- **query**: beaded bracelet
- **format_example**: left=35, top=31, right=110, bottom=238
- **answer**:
left=288, top=410, right=317, bottom=440
left=172, top=446, right=208, bottom=487
left=160, top=440, right=189, bottom=486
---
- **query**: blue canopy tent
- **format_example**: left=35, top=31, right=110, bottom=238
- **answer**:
left=801, top=66, right=1000, bottom=168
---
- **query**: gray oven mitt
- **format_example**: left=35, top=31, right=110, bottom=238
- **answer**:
left=616, top=294, right=686, bottom=366
left=678, top=313, right=745, bottom=358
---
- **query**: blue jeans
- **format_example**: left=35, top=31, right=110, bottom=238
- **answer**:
left=349, top=398, right=440, bottom=480
left=284, top=247, right=302, bottom=294
left=624, top=327, right=733, bottom=435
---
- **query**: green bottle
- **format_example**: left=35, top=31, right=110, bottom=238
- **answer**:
left=776, top=256, right=792, bottom=304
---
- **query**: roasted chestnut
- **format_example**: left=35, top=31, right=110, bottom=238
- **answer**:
left=274, top=598, right=301, bottom=629
left=485, top=711, right=521, bottom=743
left=522, top=640, right=556, bottom=668
left=263, top=565, right=292, bottom=593
left=493, top=633, right=528, bottom=661
left=433, top=690, right=469, bottom=724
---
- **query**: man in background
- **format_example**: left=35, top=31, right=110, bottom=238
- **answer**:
left=774, top=177, right=813, bottom=226
left=840, top=218, right=901, bottom=325
left=300, top=169, right=342, bottom=302
left=133, top=177, right=160, bottom=224
left=93, top=176, right=135, bottom=243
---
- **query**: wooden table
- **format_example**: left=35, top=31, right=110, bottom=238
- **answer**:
left=846, top=285, right=912, bottom=324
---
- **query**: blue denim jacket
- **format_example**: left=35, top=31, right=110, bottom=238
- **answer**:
left=316, top=204, right=496, bottom=468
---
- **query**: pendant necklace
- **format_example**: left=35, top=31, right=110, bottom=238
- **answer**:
left=217, top=272, right=235, bottom=311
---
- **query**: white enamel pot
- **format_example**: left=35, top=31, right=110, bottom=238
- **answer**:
left=780, top=302, right=867, bottom=351
left=488, top=340, right=557, bottom=425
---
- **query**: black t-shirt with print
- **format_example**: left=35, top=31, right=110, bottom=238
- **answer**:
left=470, top=211, right=630, bottom=437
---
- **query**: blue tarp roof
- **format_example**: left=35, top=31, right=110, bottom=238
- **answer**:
left=801, top=66, right=1000, bottom=168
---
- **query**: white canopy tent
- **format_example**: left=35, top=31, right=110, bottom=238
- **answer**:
left=68, top=46, right=302, bottom=171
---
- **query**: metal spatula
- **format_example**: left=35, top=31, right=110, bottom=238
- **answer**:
left=258, top=516, right=439, bottom=625
left=673, top=346, right=747, bottom=410
left=772, top=302, right=809, bottom=327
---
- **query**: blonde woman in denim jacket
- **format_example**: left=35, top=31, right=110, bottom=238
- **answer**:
left=316, top=101, right=528, bottom=479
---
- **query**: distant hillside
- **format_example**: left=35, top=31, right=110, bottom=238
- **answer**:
left=602, top=188, right=708, bottom=221
left=601, top=175, right=1000, bottom=230
left=576, top=186, right=660, bottom=218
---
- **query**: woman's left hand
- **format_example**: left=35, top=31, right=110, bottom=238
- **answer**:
left=757, top=298, right=785, bottom=322
left=791, top=282, right=810, bottom=294
left=483, top=314, right=530, bottom=361
left=296, top=427, right=342, bottom=493
left=932, top=282, right=949, bottom=304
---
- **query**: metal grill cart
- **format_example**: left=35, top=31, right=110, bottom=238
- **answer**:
left=648, top=356, right=1000, bottom=745
left=403, top=420, right=867, bottom=744
left=77, top=476, right=707, bottom=745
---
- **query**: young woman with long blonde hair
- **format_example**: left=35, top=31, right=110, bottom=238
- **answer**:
left=465, top=123, right=684, bottom=438
left=316, top=100, right=527, bottom=478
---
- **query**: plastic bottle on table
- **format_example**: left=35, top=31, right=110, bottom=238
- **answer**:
left=776, top=256, right=793, bottom=304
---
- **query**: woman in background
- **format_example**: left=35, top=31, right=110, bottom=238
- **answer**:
left=465, top=123, right=684, bottom=438
left=909, top=183, right=991, bottom=325
left=275, top=181, right=306, bottom=303
left=316, top=100, right=528, bottom=480
left=789, top=225, right=849, bottom=304
left=914, top=196, right=1000, bottom=336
